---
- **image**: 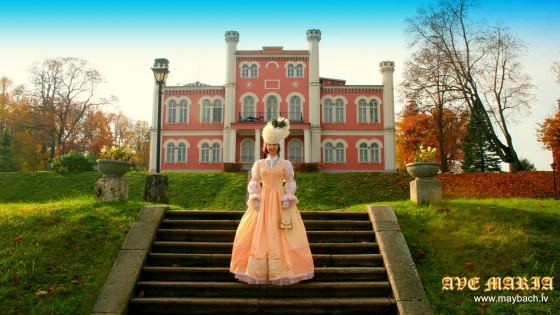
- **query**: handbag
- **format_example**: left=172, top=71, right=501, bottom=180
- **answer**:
left=280, top=217, right=292, bottom=229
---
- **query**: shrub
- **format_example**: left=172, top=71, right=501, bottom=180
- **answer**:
left=293, top=162, right=322, bottom=172
left=51, top=151, right=96, bottom=171
left=222, top=162, right=244, bottom=172
left=519, top=157, right=537, bottom=171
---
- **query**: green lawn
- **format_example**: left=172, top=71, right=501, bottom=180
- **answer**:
left=0, top=172, right=558, bottom=314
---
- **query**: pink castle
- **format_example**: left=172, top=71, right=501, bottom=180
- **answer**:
left=149, top=30, right=397, bottom=172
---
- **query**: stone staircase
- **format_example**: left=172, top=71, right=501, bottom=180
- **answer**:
left=127, top=210, right=397, bottom=314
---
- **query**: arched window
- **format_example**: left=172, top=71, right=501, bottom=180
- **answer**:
left=370, top=143, right=380, bottom=162
left=168, top=100, right=177, bottom=123
left=243, top=96, right=255, bottom=120
left=357, top=141, right=382, bottom=163
left=179, top=100, right=188, bottom=123
left=324, top=99, right=333, bottom=122
left=287, top=64, right=295, bottom=77
left=241, top=64, right=249, bottom=77
left=177, top=143, right=186, bottom=162
left=250, top=64, right=258, bottom=77
left=359, top=143, right=368, bottom=162
left=213, top=100, right=222, bottom=123
left=289, top=96, right=302, bottom=122
left=166, top=143, right=176, bottom=162
left=335, top=143, right=345, bottom=162
left=288, top=140, right=303, bottom=163
left=266, top=96, right=278, bottom=121
left=201, top=143, right=210, bottom=162
left=324, top=143, right=334, bottom=162
left=212, top=143, right=221, bottom=162
left=335, top=99, right=345, bottom=122
left=241, top=140, right=254, bottom=163
left=295, top=64, right=303, bottom=77
left=358, top=99, right=379, bottom=123
left=201, top=100, right=211, bottom=123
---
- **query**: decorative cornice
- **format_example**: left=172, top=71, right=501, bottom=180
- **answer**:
left=321, top=85, right=384, bottom=93
left=237, top=56, right=309, bottom=61
left=164, top=86, right=225, bottom=95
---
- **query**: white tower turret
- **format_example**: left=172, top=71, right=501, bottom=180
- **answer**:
left=307, top=29, right=322, bottom=163
left=223, top=31, right=239, bottom=163
left=379, top=61, right=397, bottom=171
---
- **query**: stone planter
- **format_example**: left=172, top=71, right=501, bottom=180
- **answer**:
left=405, top=162, right=441, bottom=179
left=97, top=159, right=133, bottom=178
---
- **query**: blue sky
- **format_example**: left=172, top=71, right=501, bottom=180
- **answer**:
left=1, top=0, right=559, bottom=170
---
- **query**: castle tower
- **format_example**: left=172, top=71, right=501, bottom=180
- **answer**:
left=307, top=29, right=322, bottom=163
left=223, top=31, right=239, bottom=163
left=380, top=61, right=397, bottom=171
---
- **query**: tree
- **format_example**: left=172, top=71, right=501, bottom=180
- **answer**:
left=461, top=111, right=502, bottom=173
left=405, top=0, right=536, bottom=172
left=28, top=57, right=117, bottom=159
left=519, top=158, right=536, bottom=171
left=0, top=130, right=22, bottom=171
left=552, top=53, right=560, bottom=85
left=536, top=100, right=560, bottom=169
left=400, top=46, right=468, bottom=172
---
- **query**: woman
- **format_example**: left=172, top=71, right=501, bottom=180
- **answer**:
left=230, top=117, right=314, bottom=285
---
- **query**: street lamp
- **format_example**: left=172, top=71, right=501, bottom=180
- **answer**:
left=551, top=162, right=558, bottom=200
left=151, top=58, right=169, bottom=173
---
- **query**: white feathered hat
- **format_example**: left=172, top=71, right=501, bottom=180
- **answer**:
left=262, top=117, right=290, bottom=144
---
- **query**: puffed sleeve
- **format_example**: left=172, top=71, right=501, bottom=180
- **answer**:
left=247, top=160, right=261, bottom=206
left=281, top=160, right=299, bottom=206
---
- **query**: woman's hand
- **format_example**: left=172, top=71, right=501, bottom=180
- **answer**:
left=282, top=201, right=290, bottom=209
left=253, top=200, right=260, bottom=211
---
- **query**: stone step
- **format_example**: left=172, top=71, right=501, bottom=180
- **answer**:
left=151, top=242, right=379, bottom=255
left=135, top=281, right=391, bottom=298
left=164, top=210, right=370, bottom=222
left=140, top=267, right=387, bottom=282
left=128, top=297, right=396, bottom=314
left=156, top=229, right=375, bottom=243
left=160, top=220, right=373, bottom=231
left=147, top=253, right=383, bottom=268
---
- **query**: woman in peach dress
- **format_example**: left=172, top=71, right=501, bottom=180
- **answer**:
left=230, top=118, right=314, bottom=285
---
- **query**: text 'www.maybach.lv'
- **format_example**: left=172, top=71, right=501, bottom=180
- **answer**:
left=442, top=276, right=554, bottom=291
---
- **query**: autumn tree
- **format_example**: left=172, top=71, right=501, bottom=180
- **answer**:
left=0, top=130, right=22, bottom=171
left=536, top=99, right=560, bottom=170
left=552, top=53, right=560, bottom=85
left=400, top=45, right=468, bottom=172
left=461, top=110, right=502, bottom=173
left=107, top=111, right=150, bottom=170
left=28, top=57, right=117, bottom=159
left=405, top=0, right=536, bottom=172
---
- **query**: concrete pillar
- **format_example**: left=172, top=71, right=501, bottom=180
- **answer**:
left=380, top=61, right=397, bottom=171
left=230, top=129, right=237, bottom=162
left=148, top=130, right=157, bottom=172
left=255, top=129, right=261, bottom=162
left=311, top=126, right=322, bottom=163
left=410, top=179, right=442, bottom=204
left=223, top=128, right=231, bottom=163
left=304, top=129, right=311, bottom=163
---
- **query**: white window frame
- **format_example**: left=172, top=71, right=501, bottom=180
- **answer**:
left=239, top=92, right=260, bottom=121
left=240, top=139, right=255, bottom=164
left=163, top=139, right=190, bottom=163
left=321, top=95, right=347, bottom=123
left=168, top=100, right=177, bottom=123
left=356, top=139, right=383, bottom=164
left=356, top=96, right=382, bottom=124
left=287, top=139, right=303, bottom=163
left=166, top=97, right=191, bottom=124
left=197, top=139, right=223, bottom=164
left=239, top=61, right=260, bottom=78
left=199, top=97, right=224, bottom=124
left=265, top=95, right=279, bottom=121
left=321, top=139, right=348, bottom=164
left=285, top=61, right=306, bottom=78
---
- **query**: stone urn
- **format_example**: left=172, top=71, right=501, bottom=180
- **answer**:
left=97, top=159, right=133, bottom=178
left=405, top=162, right=441, bottom=179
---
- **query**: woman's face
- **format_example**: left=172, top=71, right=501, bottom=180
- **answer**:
left=267, top=143, right=279, bottom=156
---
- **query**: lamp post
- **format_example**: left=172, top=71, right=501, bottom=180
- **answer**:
left=151, top=58, right=170, bottom=173
left=144, top=58, right=170, bottom=203
left=551, top=162, right=558, bottom=200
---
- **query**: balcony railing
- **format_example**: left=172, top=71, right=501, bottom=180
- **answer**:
left=238, top=111, right=304, bottom=123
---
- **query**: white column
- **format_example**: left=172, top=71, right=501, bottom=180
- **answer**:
left=280, top=139, right=285, bottom=160
left=224, top=31, right=239, bottom=127
left=307, top=29, right=322, bottom=163
left=230, top=130, right=237, bottom=162
left=222, top=128, right=231, bottom=163
left=254, top=129, right=261, bottom=162
left=311, top=126, right=322, bottom=162
left=304, top=129, right=311, bottom=163
left=380, top=61, right=397, bottom=171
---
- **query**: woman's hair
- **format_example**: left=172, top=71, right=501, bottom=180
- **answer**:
left=262, top=142, right=281, bottom=154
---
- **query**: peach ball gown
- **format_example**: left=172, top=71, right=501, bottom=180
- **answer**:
left=230, top=157, right=314, bottom=285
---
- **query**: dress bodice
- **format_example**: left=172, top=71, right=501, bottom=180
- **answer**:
left=260, top=159, right=286, bottom=190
